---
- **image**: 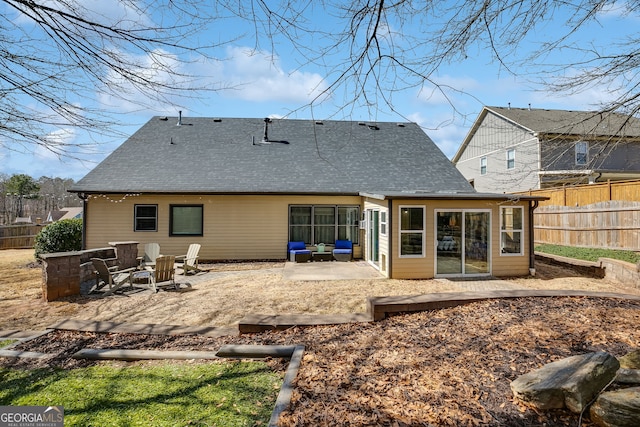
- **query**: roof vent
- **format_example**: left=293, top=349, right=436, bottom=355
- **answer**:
left=177, top=110, right=182, bottom=126
left=262, top=117, right=272, bottom=143
left=253, top=117, right=289, bottom=145
left=358, top=122, right=366, bottom=126
left=159, top=117, right=168, bottom=121
left=396, top=123, right=405, bottom=127
left=368, top=124, right=379, bottom=130
left=213, top=118, right=222, bottom=122
left=315, top=120, right=324, bottom=125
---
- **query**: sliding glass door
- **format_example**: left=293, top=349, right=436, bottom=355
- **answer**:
left=436, top=210, right=490, bottom=276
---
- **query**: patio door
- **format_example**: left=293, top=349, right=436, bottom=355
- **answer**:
left=367, top=210, right=380, bottom=268
left=435, top=210, right=490, bottom=276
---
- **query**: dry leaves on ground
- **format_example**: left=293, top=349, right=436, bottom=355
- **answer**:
left=4, top=296, right=639, bottom=427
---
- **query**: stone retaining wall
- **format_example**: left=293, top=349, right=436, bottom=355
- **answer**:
left=599, top=257, right=640, bottom=289
left=40, top=241, right=138, bottom=302
left=535, top=252, right=640, bottom=289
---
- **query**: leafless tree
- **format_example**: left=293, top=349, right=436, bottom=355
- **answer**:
left=3, top=0, right=640, bottom=163
left=225, top=1, right=640, bottom=119
left=1, top=0, right=225, bottom=158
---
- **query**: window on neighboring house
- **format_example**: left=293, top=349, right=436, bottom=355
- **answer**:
left=506, top=149, right=515, bottom=169
left=289, top=205, right=360, bottom=245
left=170, top=205, right=203, bottom=236
left=575, top=141, right=588, bottom=165
left=500, top=206, right=523, bottom=255
left=134, top=204, right=157, bottom=231
left=399, top=206, right=425, bottom=257
left=480, top=156, right=487, bottom=175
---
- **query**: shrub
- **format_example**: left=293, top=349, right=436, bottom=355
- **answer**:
left=34, top=218, right=83, bottom=259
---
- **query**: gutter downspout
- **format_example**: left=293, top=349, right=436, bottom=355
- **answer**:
left=78, top=193, right=88, bottom=250
left=529, top=200, right=540, bottom=275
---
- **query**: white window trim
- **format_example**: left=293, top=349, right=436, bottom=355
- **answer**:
left=398, top=205, right=426, bottom=258
left=500, top=206, right=524, bottom=256
left=575, top=141, right=589, bottom=166
left=380, top=211, right=387, bottom=236
left=480, top=156, right=487, bottom=175
left=434, top=209, right=492, bottom=277
left=506, top=149, right=515, bottom=169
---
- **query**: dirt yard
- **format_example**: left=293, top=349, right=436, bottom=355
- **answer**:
left=2, top=249, right=640, bottom=426
left=1, top=249, right=639, bottom=331
left=0, top=250, right=640, bottom=330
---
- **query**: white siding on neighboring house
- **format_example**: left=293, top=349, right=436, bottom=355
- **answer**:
left=455, top=112, right=541, bottom=193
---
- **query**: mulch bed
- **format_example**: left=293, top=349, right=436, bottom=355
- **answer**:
left=2, top=296, right=639, bottom=426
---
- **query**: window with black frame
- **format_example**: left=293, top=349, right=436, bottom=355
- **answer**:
left=134, top=204, right=157, bottom=231
left=170, top=205, right=203, bottom=236
left=289, top=205, right=359, bottom=245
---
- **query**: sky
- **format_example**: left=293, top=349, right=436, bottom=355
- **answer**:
left=1, top=1, right=637, bottom=182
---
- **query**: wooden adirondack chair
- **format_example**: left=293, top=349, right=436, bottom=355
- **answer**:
left=138, top=243, right=161, bottom=270
left=150, top=255, right=177, bottom=292
left=91, top=258, right=136, bottom=296
left=175, top=244, right=201, bottom=275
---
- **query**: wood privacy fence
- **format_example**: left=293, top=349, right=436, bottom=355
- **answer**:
left=517, top=179, right=640, bottom=207
left=517, top=180, right=640, bottom=250
left=0, top=225, right=42, bottom=249
left=533, top=201, right=640, bottom=251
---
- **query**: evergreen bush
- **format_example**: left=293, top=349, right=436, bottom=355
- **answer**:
left=34, top=218, right=83, bottom=258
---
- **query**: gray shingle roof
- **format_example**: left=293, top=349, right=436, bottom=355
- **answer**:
left=71, top=117, right=474, bottom=194
left=487, top=106, right=640, bottom=137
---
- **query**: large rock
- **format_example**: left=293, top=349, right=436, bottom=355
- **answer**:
left=511, top=352, right=620, bottom=413
left=619, top=350, right=640, bottom=369
left=616, top=369, right=640, bottom=385
left=590, top=386, right=640, bottom=427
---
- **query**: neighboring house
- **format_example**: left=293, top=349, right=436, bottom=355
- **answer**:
left=69, top=116, right=544, bottom=279
left=47, top=207, right=83, bottom=222
left=452, top=106, right=640, bottom=193
left=13, top=216, right=32, bottom=224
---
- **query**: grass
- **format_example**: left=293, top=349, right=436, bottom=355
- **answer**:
left=535, top=243, right=640, bottom=264
left=0, top=339, right=18, bottom=348
left=0, top=361, right=282, bottom=427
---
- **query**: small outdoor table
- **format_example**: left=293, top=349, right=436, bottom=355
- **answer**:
left=312, top=252, right=333, bottom=262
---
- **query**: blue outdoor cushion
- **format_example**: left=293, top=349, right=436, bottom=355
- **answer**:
left=288, top=241, right=307, bottom=251
left=334, top=240, right=352, bottom=250
left=333, top=249, right=352, bottom=254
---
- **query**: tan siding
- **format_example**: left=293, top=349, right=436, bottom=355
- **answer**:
left=390, top=200, right=431, bottom=279
left=389, top=199, right=531, bottom=279
left=86, top=194, right=363, bottom=260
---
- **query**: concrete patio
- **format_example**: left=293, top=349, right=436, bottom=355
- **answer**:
left=282, top=260, right=384, bottom=281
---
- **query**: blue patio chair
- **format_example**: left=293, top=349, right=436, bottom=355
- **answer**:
left=333, top=240, right=353, bottom=261
left=288, top=241, right=311, bottom=262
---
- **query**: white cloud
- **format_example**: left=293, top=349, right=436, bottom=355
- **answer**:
left=97, top=48, right=190, bottom=115
left=219, top=47, right=329, bottom=103
left=407, top=111, right=468, bottom=159
left=36, top=128, right=78, bottom=160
